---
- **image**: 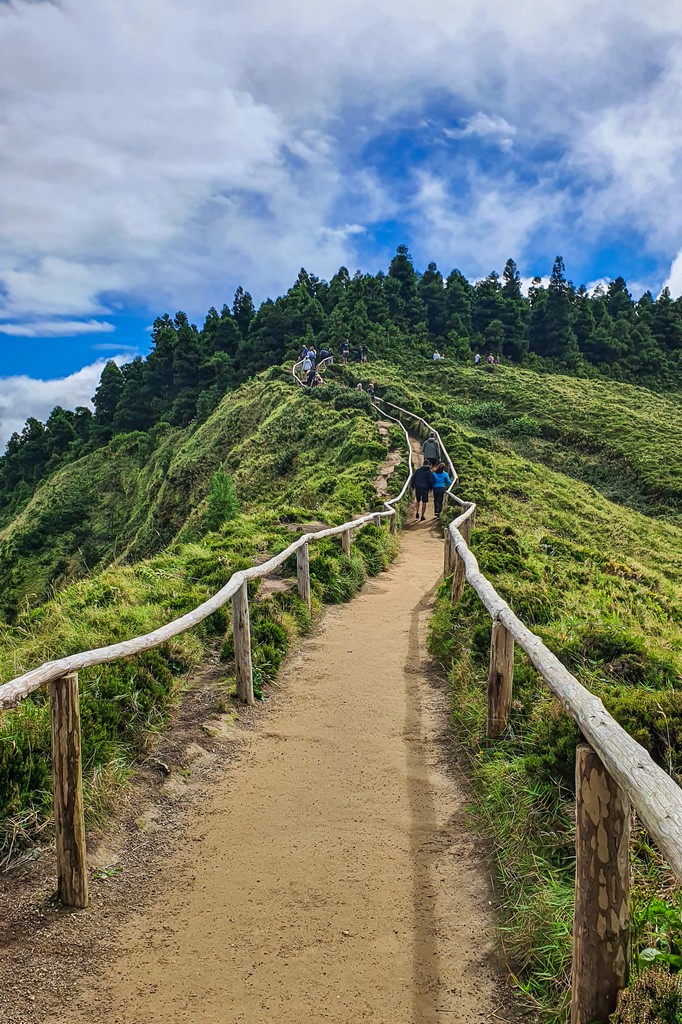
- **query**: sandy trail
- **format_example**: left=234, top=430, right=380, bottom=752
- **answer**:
left=46, top=507, right=513, bottom=1024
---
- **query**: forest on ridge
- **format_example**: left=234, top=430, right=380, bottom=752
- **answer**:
left=2, top=247, right=682, bottom=528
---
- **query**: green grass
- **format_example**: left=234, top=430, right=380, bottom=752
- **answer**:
left=0, top=371, right=403, bottom=857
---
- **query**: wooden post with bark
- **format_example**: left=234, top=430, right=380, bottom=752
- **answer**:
left=50, top=671, right=88, bottom=909
left=571, top=744, right=630, bottom=1024
left=372, top=513, right=382, bottom=528
left=297, top=541, right=311, bottom=611
left=487, top=621, right=514, bottom=738
left=389, top=510, right=397, bottom=534
left=341, top=529, right=351, bottom=556
left=443, top=530, right=456, bottom=576
left=451, top=509, right=476, bottom=604
left=232, top=579, right=254, bottom=706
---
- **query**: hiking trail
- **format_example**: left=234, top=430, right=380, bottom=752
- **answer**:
left=40, top=442, right=521, bottom=1024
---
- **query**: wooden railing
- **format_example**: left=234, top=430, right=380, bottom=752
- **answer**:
left=4, top=382, right=681, bottom=1023
left=0, top=408, right=413, bottom=909
left=379, top=398, right=682, bottom=1024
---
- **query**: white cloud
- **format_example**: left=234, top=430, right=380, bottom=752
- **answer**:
left=445, top=113, right=517, bottom=151
left=662, top=251, right=682, bottom=297
left=0, top=0, right=682, bottom=319
left=0, top=356, right=128, bottom=449
left=0, top=319, right=115, bottom=337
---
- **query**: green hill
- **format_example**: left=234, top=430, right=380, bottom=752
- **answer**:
left=3, top=357, right=682, bottom=1020
left=0, top=371, right=402, bottom=851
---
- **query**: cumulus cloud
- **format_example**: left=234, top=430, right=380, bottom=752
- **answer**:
left=662, top=251, right=682, bottom=297
left=0, top=357, right=128, bottom=449
left=1, top=0, right=682, bottom=321
left=0, top=319, right=115, bottom=337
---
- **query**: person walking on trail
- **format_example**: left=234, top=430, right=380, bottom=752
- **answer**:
left=422, top=431, right=442, bottom=466
left=360, top=343, right=368, bottom=363
left=431, top=462, right=452, bottom=517
left=474, top=352, right=481, bottom=367
left=410, top=461, right=435, bottom=521
left=302, top=353, right=313, bottom=374
left=301, top=343, right=309, bottom=360
left=342, top=340, right=350, bottom=364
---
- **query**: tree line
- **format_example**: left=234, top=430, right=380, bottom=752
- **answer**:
left=2, top=248, right=681, bottom=521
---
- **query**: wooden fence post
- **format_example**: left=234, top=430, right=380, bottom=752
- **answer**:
left=571, top=744, right=630, bottom=1024
left=341, top=529, right=351, bottom=556
left=297, top=541, right=311, bottom=611
left=232, top=580, right=254, bottom=706
left=372, top=513, right=382, bottom=528
left=451, top=510, right=476, bottom=604
left=443, top=529, right=457, bottom=576
left=50, top=671, right=88, bottom=908
left=487, top=621, right=514, bottom=738
left=389, top=510, right=397, bottom=534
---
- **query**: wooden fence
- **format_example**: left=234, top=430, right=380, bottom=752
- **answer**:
left=378, top=397, right=682, bottom=1024
left=0, top=409, right=413, bottom=909
left=3, top=384, right=682, bottom=1023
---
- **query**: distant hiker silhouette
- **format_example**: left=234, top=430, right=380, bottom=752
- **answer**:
left=422, top=431, right=441, bottom=466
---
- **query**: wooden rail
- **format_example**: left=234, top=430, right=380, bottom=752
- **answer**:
left=381, top=399, right=682, bottom=1024
left=0, top=402, right=413, bottom=908
left=4, top=377, right=680, bottom=1022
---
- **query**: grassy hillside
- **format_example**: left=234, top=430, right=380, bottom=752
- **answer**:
left=4, top=356, right=682, bottom=1017
left=334, top=360, right=682, bottom=1019
left=0, top=369, right=396, bottom=620
left=0, top=371, right=405, bottom=855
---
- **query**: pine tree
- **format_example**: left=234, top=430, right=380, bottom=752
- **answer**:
left=93, top=361, right=125, bottom=442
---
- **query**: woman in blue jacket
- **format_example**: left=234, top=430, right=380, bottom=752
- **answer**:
left=431, top=463, right=452, bottom=517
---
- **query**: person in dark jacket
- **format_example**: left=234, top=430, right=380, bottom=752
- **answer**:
left=410, top=461, right=435, bottom=521
left=422, top=431, right=442, bottom=465
left=431, top=463, right=452, bottom=517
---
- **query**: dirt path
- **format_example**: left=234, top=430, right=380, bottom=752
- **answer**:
left=44, top=509, right=520, bottom=1024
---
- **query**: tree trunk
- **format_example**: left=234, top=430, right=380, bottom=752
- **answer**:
left=571, top=744, right=630, bottom=1024
left=50, top=672, right=88, bottom=908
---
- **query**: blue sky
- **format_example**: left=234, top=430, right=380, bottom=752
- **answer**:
left=2, top=0, right=682, bottom=442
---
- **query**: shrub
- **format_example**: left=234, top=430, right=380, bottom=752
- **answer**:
left=205, top=469, right=240, bottom=532
left=611, top=968, right=682, bottom=1023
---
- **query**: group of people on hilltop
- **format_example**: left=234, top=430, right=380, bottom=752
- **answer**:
left=410, top=432, right=452, bottom=521
left=474, top=352, right=501, bottom=367
left=299, top=340, right=369, bottom=384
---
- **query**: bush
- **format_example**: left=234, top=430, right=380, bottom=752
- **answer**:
left=611, top=968, right=682, bottom=1023
left=205, top=469, right=240, bottom=532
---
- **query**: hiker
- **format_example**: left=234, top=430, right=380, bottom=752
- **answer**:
left=367, top=382, right=376, bottom=402
left=308, top=346, right=317, bottom=365
left=360, top=343, right=368, bottom=363
left=474, top=352, right=481, bottom=367
left=319, top=347, right=332, bottom=363
left=342, top=340, right=350, bottom=364
left=410, top=461, right=436, bottom=521
left=301, top=343, right=309, bottom=360
left=431, top=462, right=452, bottom=517
left=487, top=353, right=495, bottom=365
left=422, top=430, right=442, bottom=466
left=355, top=382, right=364, bottom=391
left=305, top=366, right=317, bottom=387
left=432, top=350, right=444, bottom=361
left=301, top=353, right=313, bottom=374
left=354, top=347, right=363, bottom=363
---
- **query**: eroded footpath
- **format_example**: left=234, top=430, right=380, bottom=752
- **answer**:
left=44, top=520, right=523, bottom=1024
